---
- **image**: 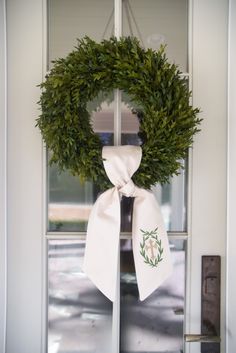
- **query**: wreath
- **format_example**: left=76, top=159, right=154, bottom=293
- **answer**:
left=36, top=36, right=201, bottom=189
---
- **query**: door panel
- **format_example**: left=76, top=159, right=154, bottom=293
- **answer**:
left=120, top=239, right=186, bottom=353
left=48, top=240, right=112, bottom=353
left=4, top=0, right=228, bottom=353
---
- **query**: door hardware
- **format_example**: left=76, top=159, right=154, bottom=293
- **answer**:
left=185, top=256, right=221, bottom=353
left=184, top=334, right=220, bottom=343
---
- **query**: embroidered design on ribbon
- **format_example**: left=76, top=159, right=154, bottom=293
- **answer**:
left=140, top=228, right=164, bottom=268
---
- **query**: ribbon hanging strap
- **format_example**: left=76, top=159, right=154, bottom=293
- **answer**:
left=83, top=145, right=172, bottom=301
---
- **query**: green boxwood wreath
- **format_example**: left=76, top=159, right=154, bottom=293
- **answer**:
left=36, top=36, right=201, bottom=189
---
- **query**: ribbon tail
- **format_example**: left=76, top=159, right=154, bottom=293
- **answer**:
left=132, top=189, right=173, bottom=301
left=83, top=187, right=120, bottom=302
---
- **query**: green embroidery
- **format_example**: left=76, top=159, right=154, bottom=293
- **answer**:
left=140, top=228, right=164, bottom=268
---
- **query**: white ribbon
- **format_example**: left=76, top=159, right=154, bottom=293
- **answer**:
left=83, top=145, right=172, bottom=301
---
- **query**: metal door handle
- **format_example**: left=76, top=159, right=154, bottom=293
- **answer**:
left=184, top=334, right=221, bottom=343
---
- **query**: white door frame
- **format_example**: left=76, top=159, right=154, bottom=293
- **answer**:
left=188, top=2, right=228, bottom=352
left=4, top=0, right=44, bottom=353
left=1, top=0, right=234, bottom=352
left=227, top=0, right=236, bottom=351
left=0, top=0, right=7, bottom=352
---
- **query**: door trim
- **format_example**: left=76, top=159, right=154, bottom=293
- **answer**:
left=0, top=0, right=7, bottom=351
left=227, top=0, right=236, bottom=351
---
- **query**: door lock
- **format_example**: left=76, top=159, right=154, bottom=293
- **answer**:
left=185, top=256, right=221, bottom=353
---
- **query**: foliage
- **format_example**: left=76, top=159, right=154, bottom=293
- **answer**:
left=36, top=36, right=201, bottom=189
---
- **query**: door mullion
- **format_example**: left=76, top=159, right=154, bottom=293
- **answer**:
left=114, top=89, right=122, bottom=146
left=114, top=0, right=122, bottom=38
left=113, top=0, right=122, bottom=146
left=112, top=1, right=122, bottom=352
left=112, top=251, right=121, bottom=353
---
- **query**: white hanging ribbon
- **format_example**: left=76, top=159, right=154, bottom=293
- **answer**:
left=83, top=145, right=172, bottom=301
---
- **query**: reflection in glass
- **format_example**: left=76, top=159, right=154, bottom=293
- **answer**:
left=122, top=0, right=188, bottom=72
left=152, top=166, right=187, bottom=232
left=120, top=239, right=186, bottom=353
left=48, top=166, right=186, bottom=233
left=48, top=240, right=112, bottom=353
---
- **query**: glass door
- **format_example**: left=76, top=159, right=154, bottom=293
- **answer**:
left=3, top=0, right=228, bottom=353
left=46, top=1, right=188, bottom=352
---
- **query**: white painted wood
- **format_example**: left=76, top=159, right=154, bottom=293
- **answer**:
left=111, top=254, right=120, bottom=353
left=187, top=1, right=228, bottom=352
left=112, top=2, right=122, bottom=352
left=0, top=0, right=7, bottom=352
left=113, top=0, right=122, bottom=145
left=227, top=0, right=236, bottom=351
left=114, top=0, right=122, bottom=39
left=114, top=90, right=122, bottom=146
left=3, top=1, right=230, bottom=353
left=6, top=0, right=44, bottom=352
left=42, top=2, right=48, bottom=352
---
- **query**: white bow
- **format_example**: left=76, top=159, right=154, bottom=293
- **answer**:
left=83, top=145, right=172, bottom=301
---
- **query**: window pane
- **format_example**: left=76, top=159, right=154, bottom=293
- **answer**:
left=120, top=238, right=186, bottom=353
left=122, top=0, right=188, bottom=72
left=152, top=166, right=187, bottom=232
left=48, top=0, right=114, bottom=65
left=121, top=93, right=141, bottom=146
left=48, top=240, right=112, bottom=353
left=48, top=169, right=187, bottom=233
left=120, top=92, right=187, bottom=232
left=48, top=93, right=114, bottom=232
left=47, top=1, right=188, bottom=234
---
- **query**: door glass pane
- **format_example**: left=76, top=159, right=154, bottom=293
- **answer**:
left=122, top=0, right=188, bottom=72
left=47, top=0, right=188, bottom=234
left=120, top=238, right=186, bottom=353
left=152, top=167, right=187, bottom=232
left=48, top=0, right=114, bottom=66
left=121, top=93, right=140, bottom=146
left=48, top=93, right=114, bottom=232
left=48, top=240, right=112, bottom=353
left=48, top=164, right=187, bottom=233
left=47, top=0, right=115, bottom=231
left=120, top=91, right=187, bottom=232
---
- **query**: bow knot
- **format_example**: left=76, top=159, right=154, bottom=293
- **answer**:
left=83, top=145, right=172, bottom=302
left=119, top=179, right=136, bottom=197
